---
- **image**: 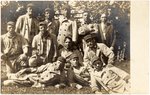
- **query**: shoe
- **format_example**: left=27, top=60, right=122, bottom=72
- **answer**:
left=95, top=90, right=102, bottom=94
left=55, top=83, right=66, bottom=88
left=76, top=84, right=82, bottom=89
left=70, top=83, right=77, bottom=88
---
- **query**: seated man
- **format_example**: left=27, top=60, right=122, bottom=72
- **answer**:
left=1, top=21, right=29, bottom=76
left=59, top=35, right=83, bottom=65
left=32, top=21, right=58, bottom=65
left=83, top=34, right=114, bottom=68
left=90, top=56, right=130, bottom=94
left=3, top=57, right=67, bottom=88
left=66, top=53, right=90, bottom=89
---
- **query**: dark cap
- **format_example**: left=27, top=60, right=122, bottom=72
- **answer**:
left=7, top=21, right=15, bottom=26
left=44, top=8, right=51, bottom=12
left=39, top=21, right=46, bottom=26
left=27, top=3, right=34, bottom=8
left=83, top=34, right=93, bottom=41
left=64, top=34, right=72, bottom=42
left=57, top=56, right=66, bottom=63
left=70, top=53, right=78, bottom=60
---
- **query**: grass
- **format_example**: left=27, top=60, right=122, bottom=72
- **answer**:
left=1, top=60, right=130, bottom=94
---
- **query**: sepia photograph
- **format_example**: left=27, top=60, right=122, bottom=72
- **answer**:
left=0, top=0, right=148, bottom=94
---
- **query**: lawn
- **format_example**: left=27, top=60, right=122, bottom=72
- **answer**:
left=1, top=60, right=130, bottom=94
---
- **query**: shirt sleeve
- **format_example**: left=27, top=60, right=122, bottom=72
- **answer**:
left=1, top=36, right=4, bottom=54
left=72, top=20, right=78, bottom=42
left=36, top=63, right=51, bottom=73
left=100, top=44, right=115, bottom=64
left=83, top=48, right=90, bottom=67
left=31, top=36, right=38, bottom=55
left=21, top=36, right=29, bottom=54
left=15, top=16, right=22, bottom=33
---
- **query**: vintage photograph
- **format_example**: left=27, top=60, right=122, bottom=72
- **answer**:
left=1, top=1, right=131, bottom=94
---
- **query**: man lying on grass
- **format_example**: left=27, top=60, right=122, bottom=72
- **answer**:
left=90, top=56, right=130, bottom=94
left=66, top=53, right=90, bottom=89
left=3, top=56, right=67, bottom=88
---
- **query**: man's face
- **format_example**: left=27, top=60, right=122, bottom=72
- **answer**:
left=70, top=57, right=79, bottom=67
left=64, top=38, right=72, bottom=49
left=7, top=25, right=15, bottom=34
left=39, top=25, right=46, bottom=34
left=61, top=9, right=68, bottom=17
left=100, top=16, right=107, bottom=23
left=27, top=7, right=33, bottom=16
left=55, top=60, right=63, bottom=70
left=86, top=38, right=95, bottom=48
left=45, top=11, right=50, bottom=19
left=83, top=12, right=88, bottom=22
left=93, top=61, right=103, bottom=71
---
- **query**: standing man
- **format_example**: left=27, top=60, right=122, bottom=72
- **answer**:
left=1, top=21, right=29, bottom=76
left=78, top=11, right=98, bottom=54
left=97, top=13, right=116, bottom=50
left=57, top=5, right=78, bottom=48
left=32, top=21, right=58, bottom=65
left=15, top=3, right=38, bottom=45
left=83, top=34, right=114, bottom=67
left=44, top=8, right=59, bottom=37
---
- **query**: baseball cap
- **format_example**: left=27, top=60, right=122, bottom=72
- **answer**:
left=27, top=3, right=34, bottom=8
left=70, top=53, right=78, bottom=60
left=7, top=21, right=15, bottom=26
left=83, top=34, right=93, bottom=41
left=39, top=21, right=47, bottom=26
left=45, top=8, right=51, bottom=12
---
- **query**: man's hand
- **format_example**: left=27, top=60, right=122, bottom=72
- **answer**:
left=52, top=57, right=57, bottom=62
left=16, top=69, right=27, bottom=77
left=18, top=53, right=28, bottom=61
left=110, top=47, right=114, bottom=51
left=1, top=54, right=8, bottom=60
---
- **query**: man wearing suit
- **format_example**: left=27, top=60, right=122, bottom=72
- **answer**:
left=44, top=8, right=59, bottom=37
left=31, top=21, right=58, bottom=64
left=15, top=3, right=38, bottom=44
left=97, top=13, right=116, bottom=50
left=1, top=21, right=29, bottom=75
left=57, top=5, right=78, bottom=48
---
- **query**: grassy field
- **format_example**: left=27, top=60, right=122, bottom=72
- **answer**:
left=1, top=60, right=130, bottom=94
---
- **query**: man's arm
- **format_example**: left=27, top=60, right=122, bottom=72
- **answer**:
left=100, top=44, right=115, bottom=65
left=31, top=36, right=38, bottom=55
left=110, top=26, right=117, bottom=49
left=22, top=37, right=29, bottom=55
left=16, top=67, right=37, bottom=76
left=15, top=16, right=22, bottom=33
left=72, top=20, right=78, bottom=43
left=83, top=48, right=90, bottom=67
